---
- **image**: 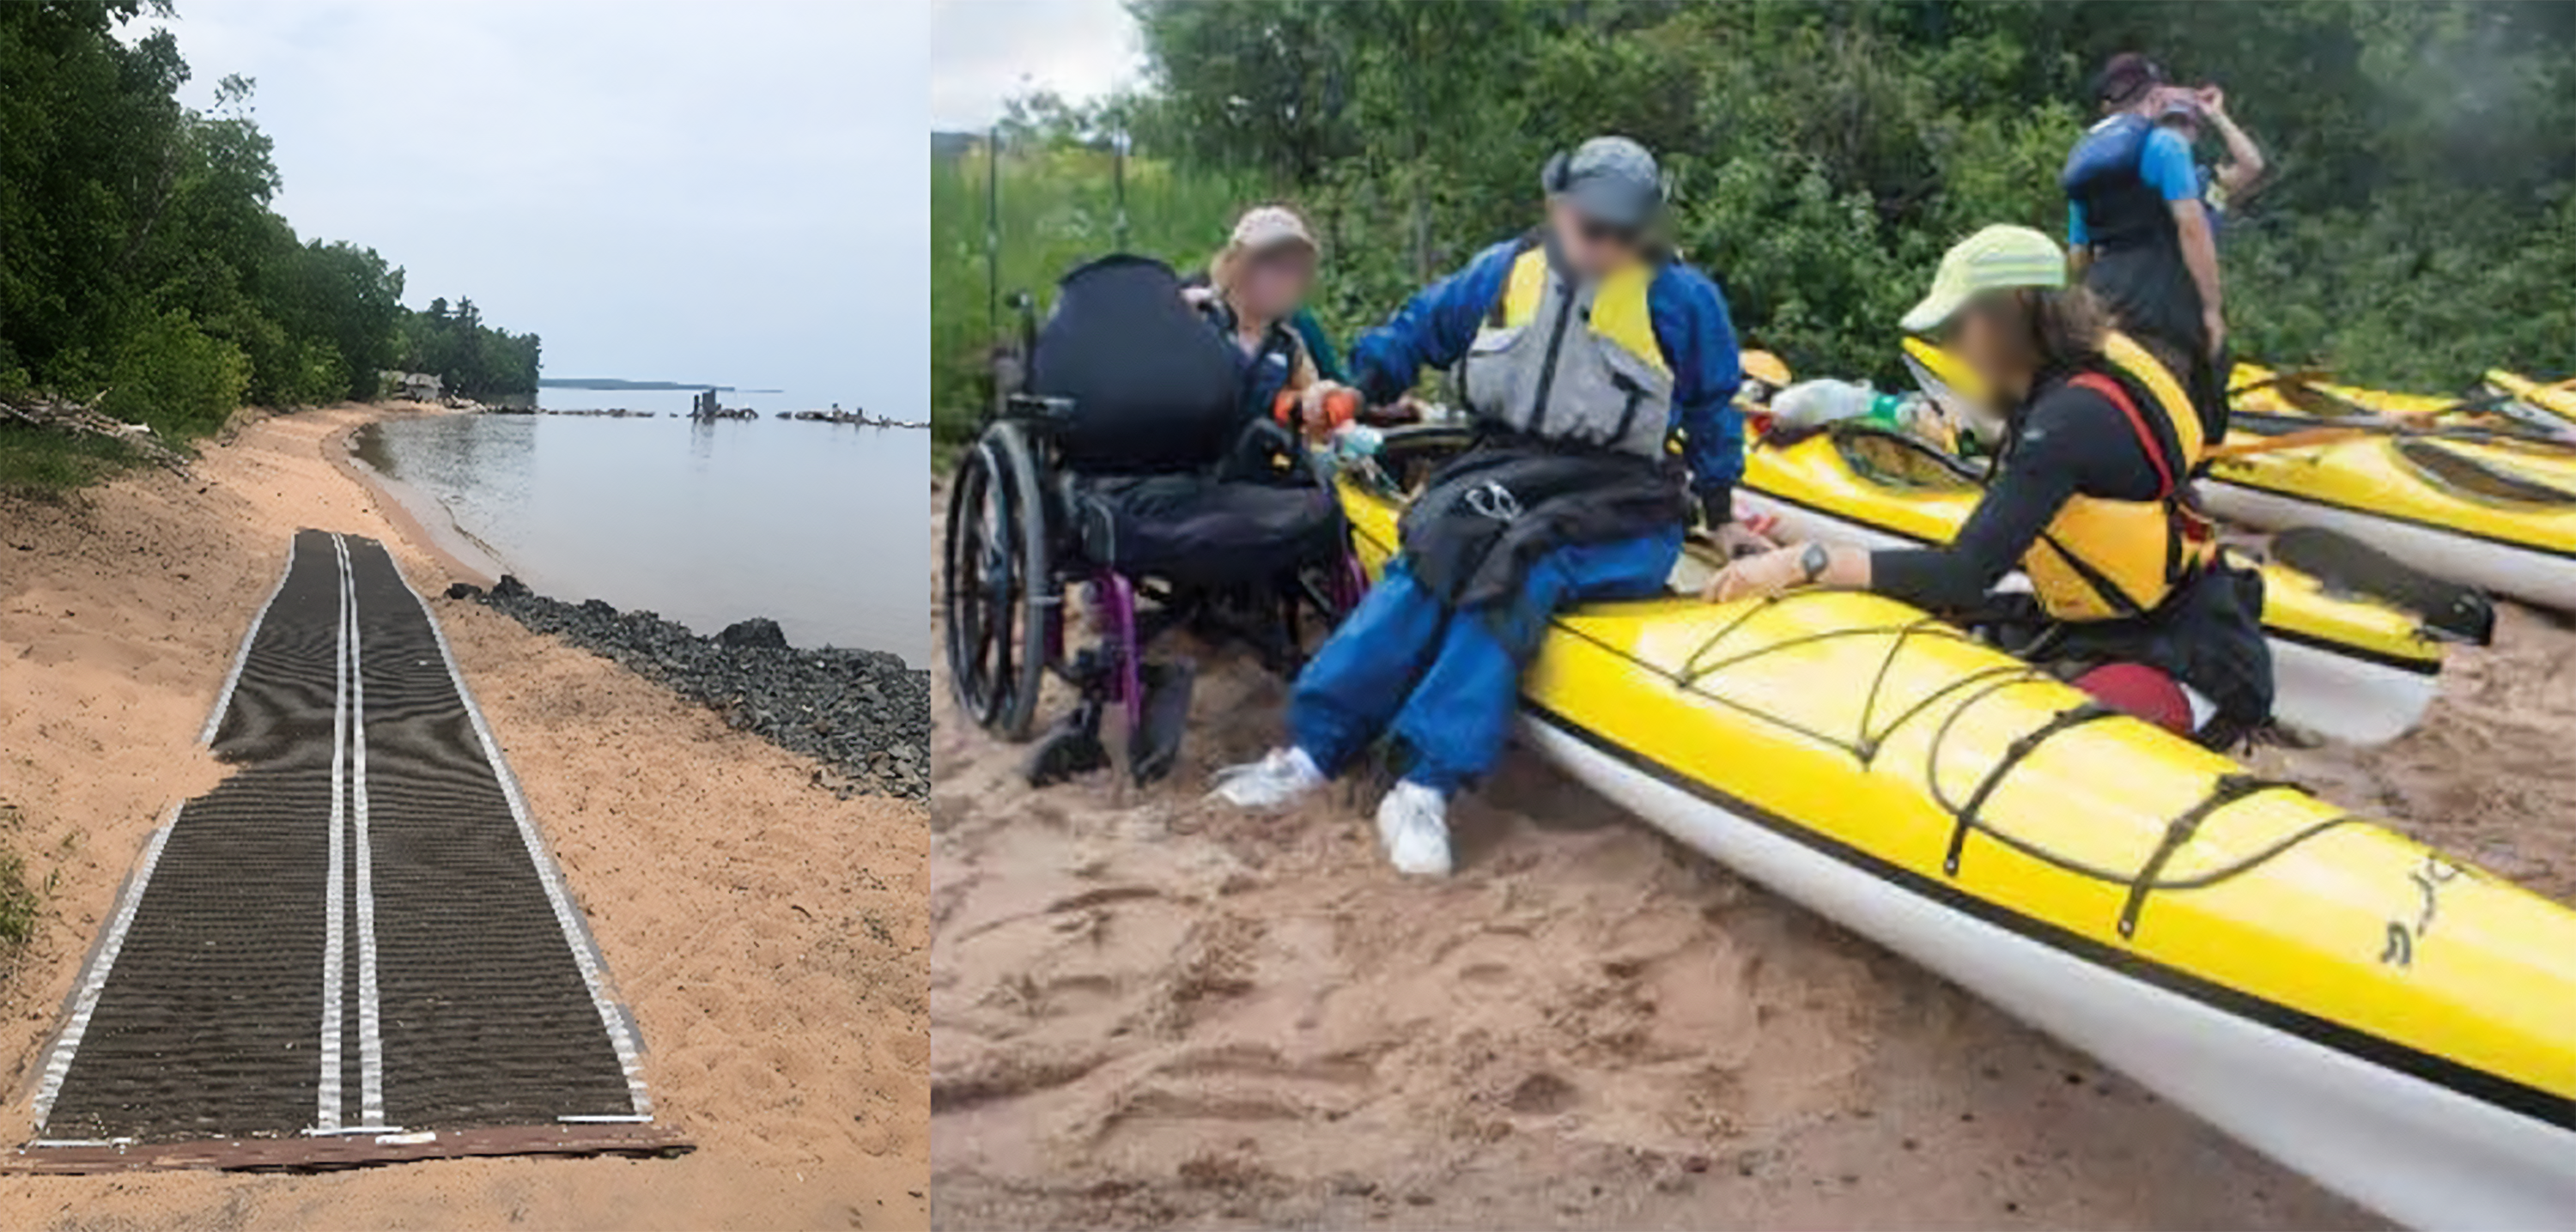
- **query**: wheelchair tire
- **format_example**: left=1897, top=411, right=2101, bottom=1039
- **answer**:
left=942, top=422, right=1053, bottom=740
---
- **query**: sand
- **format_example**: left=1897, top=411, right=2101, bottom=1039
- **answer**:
left=927, top=480, right=2576, bottom=1229
left=0, top=404, right=927, bottom=1230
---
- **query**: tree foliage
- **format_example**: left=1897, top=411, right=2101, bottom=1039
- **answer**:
left=1083, top=0, right=2575, bottom=393
left=930, top=108, right=1263, bottom=442
left=397, top=295, right=542, bottom=401
left=1, top=0, right=538, bottom=447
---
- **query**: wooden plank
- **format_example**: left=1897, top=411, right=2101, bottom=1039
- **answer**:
left=1, top=1122, right=692, bottom=1174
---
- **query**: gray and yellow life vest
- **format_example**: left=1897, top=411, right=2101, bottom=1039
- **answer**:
left=1458, top=243, right=1674, bottom=459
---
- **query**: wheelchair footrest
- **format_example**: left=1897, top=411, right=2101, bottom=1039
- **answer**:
left=1025, top=697, right=1109, bottom=787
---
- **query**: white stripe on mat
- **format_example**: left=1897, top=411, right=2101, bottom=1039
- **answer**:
left=199, top=534, right=303, bottom=746
left=27, top=804, right=180, bottom=1129
left=315, top=533, right=351, bottom=1132
left=346, top=535, right=388, bottom=1130
left=35, top=532, right=314, bottom=1129
left=380, top=547, right=655, bottom=1118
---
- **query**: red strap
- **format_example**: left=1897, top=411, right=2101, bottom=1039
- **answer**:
left=2069, top=372, right=2173, bottom=497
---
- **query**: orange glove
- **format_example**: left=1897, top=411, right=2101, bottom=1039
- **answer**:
left=1273, top=385, right=1359, bottom=438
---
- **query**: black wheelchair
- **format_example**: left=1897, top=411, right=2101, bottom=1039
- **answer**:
left=942, top=255, right=1366, bottom=786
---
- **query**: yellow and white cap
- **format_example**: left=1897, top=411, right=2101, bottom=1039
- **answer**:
left=1899, top=224, right=2069, bottom=335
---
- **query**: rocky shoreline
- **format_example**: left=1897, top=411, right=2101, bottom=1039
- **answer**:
left=448, top=577, right=930, bottom=800
left=459, top=406, right=929, bottom=427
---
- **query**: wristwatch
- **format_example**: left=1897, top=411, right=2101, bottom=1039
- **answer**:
left=1798, top=542, right=1830, bottom=584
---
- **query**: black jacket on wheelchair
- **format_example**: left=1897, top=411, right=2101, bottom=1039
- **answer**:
left=1019, top=254, right=1346, bottom=588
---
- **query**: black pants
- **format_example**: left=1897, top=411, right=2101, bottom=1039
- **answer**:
left=1976, top=562, right=2275, bottom=750
left=2190, top=342, right=2233, bottom=442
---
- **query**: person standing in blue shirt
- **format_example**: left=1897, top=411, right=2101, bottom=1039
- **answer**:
left=1210, top=137, right=1749, bottom=877
left=2064, top=53, right=2228, bottom=437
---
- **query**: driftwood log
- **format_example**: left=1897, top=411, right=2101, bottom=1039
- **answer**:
left=1, top=391, right=192, bottom=474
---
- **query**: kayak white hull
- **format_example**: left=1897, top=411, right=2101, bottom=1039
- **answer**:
left=2201, top=479, right=2576, bottom=612
left=1521, top=713, right=2576, bottom=1232
left=1735, top=491, right=2436, bottom=746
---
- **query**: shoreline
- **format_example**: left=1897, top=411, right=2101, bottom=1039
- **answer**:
left=328, top=402, right=509, bottom=586
left=0, top=403, right=929, bottom=1229
left=462, top=581, right=933, bottom=801
left=348, top=409, right=930, bottom=668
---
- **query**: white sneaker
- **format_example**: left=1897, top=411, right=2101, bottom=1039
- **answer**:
left=1208, top=746, right=1326, bottom=809
left=1374, top=780, right=1453, bottom=877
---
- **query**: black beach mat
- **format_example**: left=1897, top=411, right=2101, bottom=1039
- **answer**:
left=9, top=530, right=687, bottom=1171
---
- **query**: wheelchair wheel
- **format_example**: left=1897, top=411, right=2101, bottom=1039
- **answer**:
left=942, top=422, right=1053, bottom=740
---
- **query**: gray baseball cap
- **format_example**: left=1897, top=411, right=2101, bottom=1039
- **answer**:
left=1545, top=136, right=1663, bottom=230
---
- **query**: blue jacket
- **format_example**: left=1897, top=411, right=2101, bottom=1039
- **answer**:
left=1197, top=297, right=1307, bottom=428
left=2063, top=113, right=2209, bottom=361
left=1346, top=240, right=1746, bottom=500
left=2063, top=115, right=2199, bottom=250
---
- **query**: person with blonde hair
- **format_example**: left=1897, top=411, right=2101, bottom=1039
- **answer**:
left=1184, top=204, right=1351, bottom=435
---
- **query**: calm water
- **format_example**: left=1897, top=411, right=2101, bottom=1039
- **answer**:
left=523, top=385, right=813, bottom=415
left=357, top=413, right=928, bottom=665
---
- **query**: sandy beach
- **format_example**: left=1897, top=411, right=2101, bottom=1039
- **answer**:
left=928, top=477, right=2576, bottom=1229
left=0, top=404, right=927, bottom=1230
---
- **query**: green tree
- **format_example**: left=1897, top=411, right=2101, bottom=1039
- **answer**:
left=1089, top=0, right=2576, bottom=394
left=3, top=0, right=540, bottom=478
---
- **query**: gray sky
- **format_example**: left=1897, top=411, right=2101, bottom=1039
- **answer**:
left=931, top=0, right=1141, bottom=130
left=140, top=0, right=928, bottom=413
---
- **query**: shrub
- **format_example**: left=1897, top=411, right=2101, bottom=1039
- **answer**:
left=99, top=309, right=251, bottom=435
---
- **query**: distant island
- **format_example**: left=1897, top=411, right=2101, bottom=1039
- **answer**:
left=538, top=378, right=786, bottom=393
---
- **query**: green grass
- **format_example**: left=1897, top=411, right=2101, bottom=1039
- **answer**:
left=0, top=849, right=37, bottom=950
left=0, top=423, right=141, bottom=497
left=0, top=803, right=43, bottom=955
left=931, top=139, right=1263, bottom=446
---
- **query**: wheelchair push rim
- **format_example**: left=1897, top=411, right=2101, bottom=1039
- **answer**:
left=942, top=425, right=1054, bottom=740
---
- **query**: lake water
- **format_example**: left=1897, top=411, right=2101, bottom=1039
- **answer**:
left=522, top=385, right=818, bottom=416
left=355, top=412, right=928, bottom=665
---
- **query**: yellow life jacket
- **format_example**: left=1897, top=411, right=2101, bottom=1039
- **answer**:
left=2020, top=331, right=2215, bottom=622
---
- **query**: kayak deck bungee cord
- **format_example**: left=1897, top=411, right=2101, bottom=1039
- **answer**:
left=1662, top=598, right=2319, bottom=923
left=1734, top=422, right=2447, bottom=744
left=1336, top=465, right=2576, bottom=1231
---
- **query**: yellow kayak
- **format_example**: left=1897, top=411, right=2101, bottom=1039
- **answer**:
left=2210, top=367, right=2576, bottom=610
left=1337, top=458, right=2576, bottom=1230
left=2233, top=362, right=2462, bottom=417
left=2484, top=369, right=2576, bottom=437
left=1735, top=422, right=2445, bottom=745
left=2233, top=362, right=2576, bottom=466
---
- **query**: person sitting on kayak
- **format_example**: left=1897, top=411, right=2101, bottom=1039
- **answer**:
left=1210, top=136, right=1752, bottom=877
left=1704, top=224, right=2274, bottom=748
left=1181, top=205, right=1352, bottom=437
left=2066, top=52, right=2227, bottom=439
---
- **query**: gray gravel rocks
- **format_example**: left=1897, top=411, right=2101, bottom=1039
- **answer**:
left=453, top=578, right=929, bottom=800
